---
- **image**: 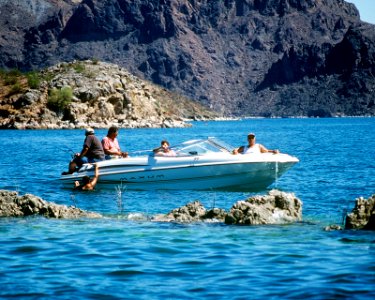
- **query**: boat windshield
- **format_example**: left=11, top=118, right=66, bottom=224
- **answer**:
left=173, top=138, right=234, bottom=156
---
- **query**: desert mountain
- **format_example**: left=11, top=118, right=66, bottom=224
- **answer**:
left=0, top=0, right=374, bottom=117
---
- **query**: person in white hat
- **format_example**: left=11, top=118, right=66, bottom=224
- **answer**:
left=62, top=128, right=105, bottom=174
left=232, top=133, right=279, bottom=155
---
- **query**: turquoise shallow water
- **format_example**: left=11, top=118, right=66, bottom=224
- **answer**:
left=0, top=118, right=374, bottom=299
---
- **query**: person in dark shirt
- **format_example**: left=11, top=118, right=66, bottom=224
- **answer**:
left=62, top=128, right=105, bottom=174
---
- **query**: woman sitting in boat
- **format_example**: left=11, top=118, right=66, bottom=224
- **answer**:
left=74, top=164, right=99, bottom=191
left=232, top=133, right=279, bottom=155
left=153, top=140, right=177, bottom=157
left=102, top=126, right=128, bottom=159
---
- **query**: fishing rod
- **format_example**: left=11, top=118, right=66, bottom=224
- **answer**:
left=60, top=146, right=76, bottom=158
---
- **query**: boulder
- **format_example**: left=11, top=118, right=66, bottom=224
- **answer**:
left=152, top=190, right=302, bottom=225
left=0, top=190, right=102, bottom=219
left=225, top=190, right=302, bottom=225
left=152, top=201, right=208, bottom=223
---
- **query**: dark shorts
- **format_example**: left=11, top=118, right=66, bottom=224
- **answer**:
left=74, top=156, right=104, bottom=167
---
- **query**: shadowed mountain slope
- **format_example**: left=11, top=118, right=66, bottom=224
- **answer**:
left=0, top=0, right=374, bottom=117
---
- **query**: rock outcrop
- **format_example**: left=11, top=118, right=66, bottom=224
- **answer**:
left=0, top=0, right=374, bottom=117
left=0, top=190, right=102, bottom=219
left=152, top=201, right=227, bottom=223
left=152, top=190, right=302, bottom=225
left=345, top=194, right=375, bottom=230
left=225, top=189, right=302, bottom=225
left=0, top=60, right=216, bottom=129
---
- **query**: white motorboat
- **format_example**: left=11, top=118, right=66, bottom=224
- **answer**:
left=60, top=138, right=299, bottom=190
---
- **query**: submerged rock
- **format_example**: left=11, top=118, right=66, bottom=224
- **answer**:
left=0, top=190, right=102, bottom=219
left=152, top=190, right=302, bottom=225
left=324, top=225, right=343, bottom=231
left=345, top=195, right=375, bottom=230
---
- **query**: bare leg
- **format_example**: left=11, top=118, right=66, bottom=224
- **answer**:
left=69, top=161, right=77, bottom=173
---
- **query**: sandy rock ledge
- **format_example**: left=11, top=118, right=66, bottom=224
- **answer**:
left=0, top=190, right=102, bottom=219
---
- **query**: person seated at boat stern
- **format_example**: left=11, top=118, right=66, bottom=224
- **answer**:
left=153, top=140, right=177, bottom=157
left=102, top=126, right=128, bottom=159
left=74, top=164, right=99, bottom=191
left=63, top=128, right=105, bottom=174
left=232, top=133, right=279, bottom=155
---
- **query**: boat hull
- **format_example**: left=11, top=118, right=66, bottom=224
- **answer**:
left=60, top=153, right=298, bottom=191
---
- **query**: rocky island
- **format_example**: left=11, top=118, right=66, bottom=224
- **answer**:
left=0, top=60, right=216, bottom=129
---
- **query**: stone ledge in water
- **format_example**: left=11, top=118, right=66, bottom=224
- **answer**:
left=152, top=201, right=227, bottom=223
left=225, top=190, right=302, bottom=225
left=345, top=194, right=375, bottom=230
left=0, top=190, right=102, bottom=219
left=152, top=190, right=302, bottom=225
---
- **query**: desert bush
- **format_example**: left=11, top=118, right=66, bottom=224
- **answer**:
left=2, top=69, right=21, bottom=85
left=73, top=62, right=85, bottom=73
left=26, top=71, right=41, bottom=89
left=47, top=86, right=73, bottom=114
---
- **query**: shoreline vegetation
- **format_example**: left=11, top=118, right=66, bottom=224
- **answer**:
left=0, top=189, right=373, bottom=231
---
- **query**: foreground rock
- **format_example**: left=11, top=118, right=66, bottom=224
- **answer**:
left=345, top=195, right=375, bottom=230
left=152, top=201, right=227, bottom=223
left=225, top=190, right=302, bottom=225
left=0, top=190, right=102, bottom=219
left=152, top=190, right=302, bottom=225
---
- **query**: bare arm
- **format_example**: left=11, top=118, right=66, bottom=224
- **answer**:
left=259, top=144, right=279, bottom=154
left=232, top=146, right=244, bottom=155
left=90, top=164, right=99, bottom=187
left=79, top=146, right=89, bottom=157
left=103, top=147, right=121, bottom=156
left=153, top=146, right=162, bottom=153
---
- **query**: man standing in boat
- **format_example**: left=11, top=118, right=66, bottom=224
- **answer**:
left=232, top=133, right=279, bottom=155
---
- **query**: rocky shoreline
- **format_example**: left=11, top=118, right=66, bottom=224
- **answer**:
left=1, top=189, right=373, bottom=230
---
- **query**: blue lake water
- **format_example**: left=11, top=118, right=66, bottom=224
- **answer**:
left=0, top=118, right=374, bottom=299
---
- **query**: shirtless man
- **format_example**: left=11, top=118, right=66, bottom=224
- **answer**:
left=74, top=164, right=99, bottom=191
left=232, top=133, right=279, bottom=155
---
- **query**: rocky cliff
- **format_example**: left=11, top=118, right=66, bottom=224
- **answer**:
left=0, top=0, right=374, bottom=117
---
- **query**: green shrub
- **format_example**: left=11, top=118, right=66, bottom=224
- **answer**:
left=26, top=71, right=41, bottom=89
left=73, top=62, right=85, bottom=73
left=47, top=86, right=73, bottom=113
left=2, top=69, right=21, bottom=85
left=7, top=69, right=21, bottom=77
